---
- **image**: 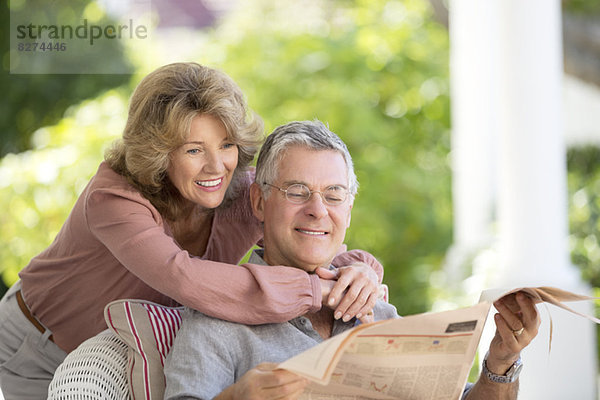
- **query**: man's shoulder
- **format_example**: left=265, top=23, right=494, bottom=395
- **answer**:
left=180, top=307, right=289, bottom=337
left=373, top=300, right=400, bottom=321
left=176, top=307, right=254, bottom=349
left=182, top=307, right=236, bottom=326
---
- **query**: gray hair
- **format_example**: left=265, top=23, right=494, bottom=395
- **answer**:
left=255, top=120, right=358, bottom=197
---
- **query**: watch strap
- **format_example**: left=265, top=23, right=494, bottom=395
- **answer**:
left=482, top=352, right=523, bottom=384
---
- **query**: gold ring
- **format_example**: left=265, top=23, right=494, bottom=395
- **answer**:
left=512, top=327, right=524, bottom=337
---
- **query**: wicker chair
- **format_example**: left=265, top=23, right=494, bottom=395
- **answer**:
left=47, top=329, right=129, bottom=400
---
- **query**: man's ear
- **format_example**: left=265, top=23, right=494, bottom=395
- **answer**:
left=345, top=201, right=353, bottom=228
left=250, top=182, right=265, bottom=222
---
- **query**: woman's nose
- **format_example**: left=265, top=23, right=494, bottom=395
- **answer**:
left=204, top=151, right=224, bottom=174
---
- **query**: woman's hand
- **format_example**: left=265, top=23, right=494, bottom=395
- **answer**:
left=486, top=292, right=541, bottom=374
left=217, top=363, right=308, bottom=400
left=316, top=262, right=379, bottom=324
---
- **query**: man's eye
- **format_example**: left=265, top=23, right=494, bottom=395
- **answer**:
left=325, top=194, right=343, bottom=203
left=223, top=143, right=236, bottom=149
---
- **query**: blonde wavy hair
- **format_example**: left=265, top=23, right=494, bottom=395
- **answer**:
left=105, top=62, right=264, bottom=220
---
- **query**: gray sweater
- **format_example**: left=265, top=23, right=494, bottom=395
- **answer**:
left=164, top=251, right=472, bottom=399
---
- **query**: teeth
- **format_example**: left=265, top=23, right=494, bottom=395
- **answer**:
left=196, top=178, right=222, bottom=187
left=297, top=229, right=326, bottom=235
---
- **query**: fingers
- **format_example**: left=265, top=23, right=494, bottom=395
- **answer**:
left=327, top=266, right=378, bottom=322
left=481, top=293, right=542, bottom=375
left=353, top=292, right=377, bottom=323
left=490, top=293, right=541, bottom=363
left=498, top=293, right=521, bottom=313
left=493, top=313, right=522, bottom=353
left=314, top=266, right=338, bottom=280
left=334, top=282, right=375, bottom=322
left=494, top=298, right=524, bottom=333
left=358, top=307, right=375, bottom=324
left=261, top=378, right=307, bottom=400
left=319, top=279, right=335, bottom=304
left=237, top=363, right=308, bottom=400
left=326, top=267, right=355, bottom=307
left=516, top=292, right=541, bottom=333
left=495, top=293, right=540, bottom=336
left=260, top=366, right=308, bottom=400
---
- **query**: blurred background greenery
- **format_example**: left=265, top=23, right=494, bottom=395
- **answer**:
left=1, top=0, right=600, bottom=329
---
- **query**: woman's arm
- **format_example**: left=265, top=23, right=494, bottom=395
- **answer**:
left=332, top=247, right=383, bottom=283
left=86, top=188, right=321, bottom=324
left=87, top=185, right=383, bottom=325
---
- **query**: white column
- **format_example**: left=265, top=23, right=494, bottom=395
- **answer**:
left=446, top=0, right=498, bottom=279
left=496, top=0, right=569, bottom=285
left=449, top=0, right=597, bottom=398
left=495, top=1, right=596, bottom=398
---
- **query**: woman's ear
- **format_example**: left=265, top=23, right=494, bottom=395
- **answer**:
left=249, top=182, right=265, bottom=222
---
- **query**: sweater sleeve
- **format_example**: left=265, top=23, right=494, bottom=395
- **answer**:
left=331, top=249, right=384, bottom=284
left=85, top=188, right=321, bottom=324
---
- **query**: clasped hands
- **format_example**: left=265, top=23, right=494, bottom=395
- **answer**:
left=317, top=262, right=379, bottom=324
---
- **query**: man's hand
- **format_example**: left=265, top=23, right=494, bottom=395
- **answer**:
left=316, top=262, right=379, bottom=324
left=217, top=363, right=308, bottom=400
left=486, top=292, right=541, bottom=374
left=462, top=293, right=540, bottom=400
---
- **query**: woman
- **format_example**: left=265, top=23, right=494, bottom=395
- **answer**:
left=0, top=62, right=383, bottom=398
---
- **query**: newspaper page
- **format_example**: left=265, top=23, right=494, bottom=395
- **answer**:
left=279, top=302, right=491, bottom=400
left=480, top=286, right=600, bottom=324
left=279, top=286, right=600, bottom=400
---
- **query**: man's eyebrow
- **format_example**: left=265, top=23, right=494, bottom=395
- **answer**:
left=281, top=179, right=305, bottom=186
left=280, top=180, right=348, bottom=189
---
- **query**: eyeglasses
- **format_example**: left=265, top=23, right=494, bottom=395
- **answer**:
left=263, top=182, right=350, bottom=206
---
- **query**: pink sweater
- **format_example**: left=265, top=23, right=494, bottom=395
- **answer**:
left=19, top=162, right=382, bottom=352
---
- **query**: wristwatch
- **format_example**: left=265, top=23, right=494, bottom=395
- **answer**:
left=482, top=352, right=523, bottom=384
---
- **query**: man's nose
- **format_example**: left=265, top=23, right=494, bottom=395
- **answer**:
left=303, top=192, right=329, bottom=218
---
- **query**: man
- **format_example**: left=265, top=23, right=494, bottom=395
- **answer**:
left=164, top=120, right=540, bottom=400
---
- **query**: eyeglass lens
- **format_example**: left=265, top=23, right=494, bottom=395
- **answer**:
left=285, top=184, right=346, bottom=205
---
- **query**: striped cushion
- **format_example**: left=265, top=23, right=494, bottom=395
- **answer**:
left=104, top=300, right=183, bottom=400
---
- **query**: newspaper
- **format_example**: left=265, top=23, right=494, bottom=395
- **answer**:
left=278, top=287, right=599, bottom=400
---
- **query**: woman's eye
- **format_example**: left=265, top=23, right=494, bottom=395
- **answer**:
left=186, top=148, right=200, bottom=155
left=223, top=143, right=236, bottom=149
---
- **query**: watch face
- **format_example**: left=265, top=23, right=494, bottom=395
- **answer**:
left=506, top=358, right=523, bottom=380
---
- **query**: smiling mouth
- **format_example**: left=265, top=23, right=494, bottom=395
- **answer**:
left=195, top=178, right=223, bottom=188
left=296, top=229, right=328, bottom=236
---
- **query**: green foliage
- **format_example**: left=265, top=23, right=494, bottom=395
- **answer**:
left=567, top=146, right=600, bottom=286
left=563, top=0, right=600, bottom=15
left=209, top=0, right=452, bottom=315
left=566, top=146, right=600, bottom=360
left=1, top=0, right=131, bottom=155
left=0, top=0, right=452, bottom=315
left=2, top=0, right=599, bottom=327
left=0, top=90, right=127, bottom=288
